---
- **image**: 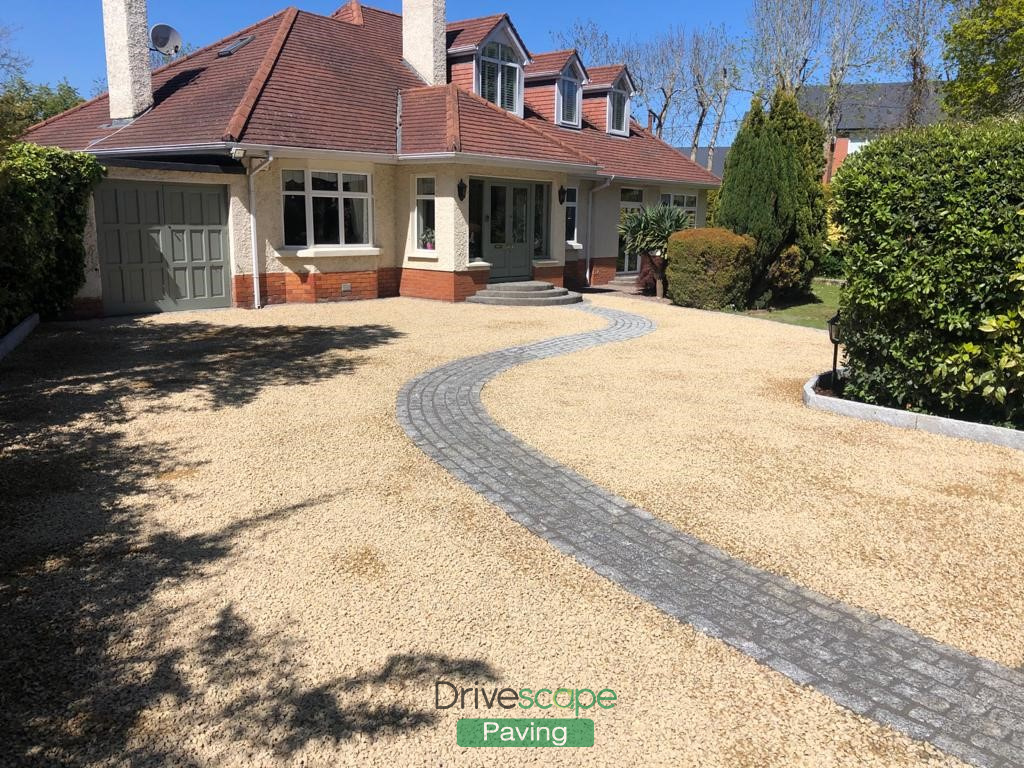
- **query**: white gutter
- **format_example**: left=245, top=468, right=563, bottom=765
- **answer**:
left=247, top=155, right=274, bottom=309
left=88, top=142, right=232, bottom=156
left=586, top=174, right=614, bottom=285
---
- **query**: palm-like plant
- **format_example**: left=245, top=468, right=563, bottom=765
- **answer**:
left=618, top=204, right=694, bottom=297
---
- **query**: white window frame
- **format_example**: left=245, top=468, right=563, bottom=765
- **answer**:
left=477, top=40, right=524, bottom=117
left=608, top=87, right=629, bottom=136
left=555, top=67, right=583, bottom=128
left=414, top=175, right=436, bottom=252
left=660, top=191, right=699, bottom=228
left=564, top=186, right=579, bottom=243
left=281, top=169, right=373, bottom=248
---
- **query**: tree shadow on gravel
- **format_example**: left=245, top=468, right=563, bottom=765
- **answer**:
left=201, top=608, right=498, bottom=758
left=0, top=317, right=409, bottom=766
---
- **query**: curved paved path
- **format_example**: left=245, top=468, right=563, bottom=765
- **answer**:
left=397, top=302, right=1024, bottom=767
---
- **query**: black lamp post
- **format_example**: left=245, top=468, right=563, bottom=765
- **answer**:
left=828, top=312, right=842, bottom=389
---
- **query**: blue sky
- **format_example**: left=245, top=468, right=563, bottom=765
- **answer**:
left=4, top=0, right=753, bottom=140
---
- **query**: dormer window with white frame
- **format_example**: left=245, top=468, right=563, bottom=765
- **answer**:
left=556, top=62, right=584, bottom=128
left=479, top=41, right=522, bottom=114
left=608, top=84, right=629, bottom=136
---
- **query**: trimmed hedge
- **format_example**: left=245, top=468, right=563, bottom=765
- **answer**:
left=0, top=143, right=104, bottom=335
left=665, top=228, right=756, bottom=310
left=834, top=119, right=1024, bottom=427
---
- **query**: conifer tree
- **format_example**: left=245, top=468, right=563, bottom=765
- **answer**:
left=717, top=91, right=826, bottom=305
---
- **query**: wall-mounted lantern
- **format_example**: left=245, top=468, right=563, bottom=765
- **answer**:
left=558, top=186, right=567, bottom=205
left=457, top=179, right=468, bottom=201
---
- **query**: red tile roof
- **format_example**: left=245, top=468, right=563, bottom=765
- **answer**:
left=524, top=50, right=585, bottom=80
left=401, top=85, right=596, bottom=168
left=24, top=10, right=292, bottom=151
left=585, top=64, right=630, bottom=89
left=445, top=14, right=506, bottom=51
left=26, top=2, right=717, bottom=186
left=523, top=101, right=720, bottom=186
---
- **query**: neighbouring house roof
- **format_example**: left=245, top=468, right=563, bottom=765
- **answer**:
left=402, top=84, right=596, bottom=168
left=798, top=82, right=945, bottom=137
left=524, top=50, right=587, bottom=81
left=679, top=146, right=729, bottom=179
left=25, top=2, right=715, bottom=187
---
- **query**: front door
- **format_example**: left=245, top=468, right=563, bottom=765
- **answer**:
left=484, top=181, right=532, bottom=281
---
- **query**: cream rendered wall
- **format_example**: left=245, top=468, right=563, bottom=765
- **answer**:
left=395, top=163, right=570, bottom=273
left=77, top=165, right=249, bottom=302
left=589, top=182, right=713, bottom=265
left=251, top=157, right=396, bottom=278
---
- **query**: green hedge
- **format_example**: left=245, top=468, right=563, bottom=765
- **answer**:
left=833, top=119, right=1024, bottom=427
left=665, top=228, right=756, bottom=310
left=0, top=143, right=104, bottom=336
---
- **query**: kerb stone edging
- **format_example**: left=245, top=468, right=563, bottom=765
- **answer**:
left=803, top=372, right=1024, bottom=452
left=0, top=314, right=40, bottom=364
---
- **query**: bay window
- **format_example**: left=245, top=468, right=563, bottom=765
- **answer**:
left=415, top=177, right=436, bottom=251
left=282, top=170, right=371, bottom=248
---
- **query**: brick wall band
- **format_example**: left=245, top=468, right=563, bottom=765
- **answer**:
left=589, top=257, right=617, bottom=286
left=399, top=267, right=490, bottom=302
left=532, top=263, right=565, bottom=287
left=232, top=270, right=379, bottom=308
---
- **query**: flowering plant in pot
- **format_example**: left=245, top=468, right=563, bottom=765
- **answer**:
left=421, top=228, right=436, bottom=250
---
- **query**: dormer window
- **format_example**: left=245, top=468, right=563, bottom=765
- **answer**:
left=480, top=42, right=521, bottom=113
left=608, top=88, right=629, bottom=136
left=556, top=64, right=584, bottom=128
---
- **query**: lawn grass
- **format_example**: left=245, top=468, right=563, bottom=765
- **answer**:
left=745, top=279, right=841, bottom=330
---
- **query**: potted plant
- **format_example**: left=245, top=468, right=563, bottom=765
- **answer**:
left=619, top=205, right=694, bottom=298
left=421, top=228, right=436, bottom=250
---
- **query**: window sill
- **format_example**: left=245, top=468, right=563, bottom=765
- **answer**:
left=279, top=246, right=380, bottom=259
left=565, top=241, right=583, bottom=251
left=532, top=259, right=560, bottom=267
left=467, top=260, right=491, bottom=271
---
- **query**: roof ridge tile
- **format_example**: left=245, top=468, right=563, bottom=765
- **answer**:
left=223, top=7, right=299, bottom=142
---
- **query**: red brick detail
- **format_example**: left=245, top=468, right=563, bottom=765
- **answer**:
left=400, top=267, right=490, bottom=302
left=589, top=257, right=617, bottom=286
left=448, top=57, right=475, bottom=91
left=532, top=263, right=565, bottom=287
left=825, top=137, right=851, bottom=183
left=67, top=297, right=104, bottom=319
left=378, top=267, right=401, bottom=298
left=233, top=271, right=379, bottom=308
left=564, top=259, right=587, bottom=289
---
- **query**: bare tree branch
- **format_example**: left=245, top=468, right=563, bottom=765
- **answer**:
left=750, top=0, right=826, bottom=94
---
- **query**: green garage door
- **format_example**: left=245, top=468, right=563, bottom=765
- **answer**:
left=96, top=181, right=231, bottom=314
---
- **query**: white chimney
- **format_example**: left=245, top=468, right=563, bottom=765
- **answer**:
left=102, top=0, right=154, bottom=122
left=403, top=0, right=446, bottom=86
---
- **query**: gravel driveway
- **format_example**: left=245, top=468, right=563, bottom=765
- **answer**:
left=0, top=298, right=959, bottom=766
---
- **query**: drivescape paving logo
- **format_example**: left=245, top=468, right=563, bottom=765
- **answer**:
left=435, top=680, right=617, bottom=747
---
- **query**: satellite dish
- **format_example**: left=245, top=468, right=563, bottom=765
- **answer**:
left=150, top=24, right=183, bottom=56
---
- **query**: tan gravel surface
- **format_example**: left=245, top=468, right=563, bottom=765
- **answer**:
left=486, top=293, right=1024, bottom=670
left=0, top=298, right=962, bottom=766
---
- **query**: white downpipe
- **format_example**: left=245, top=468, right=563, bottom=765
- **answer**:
left=586, top=175, right=614, bottom=285
left=247, top=155, right=274, bottom=309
